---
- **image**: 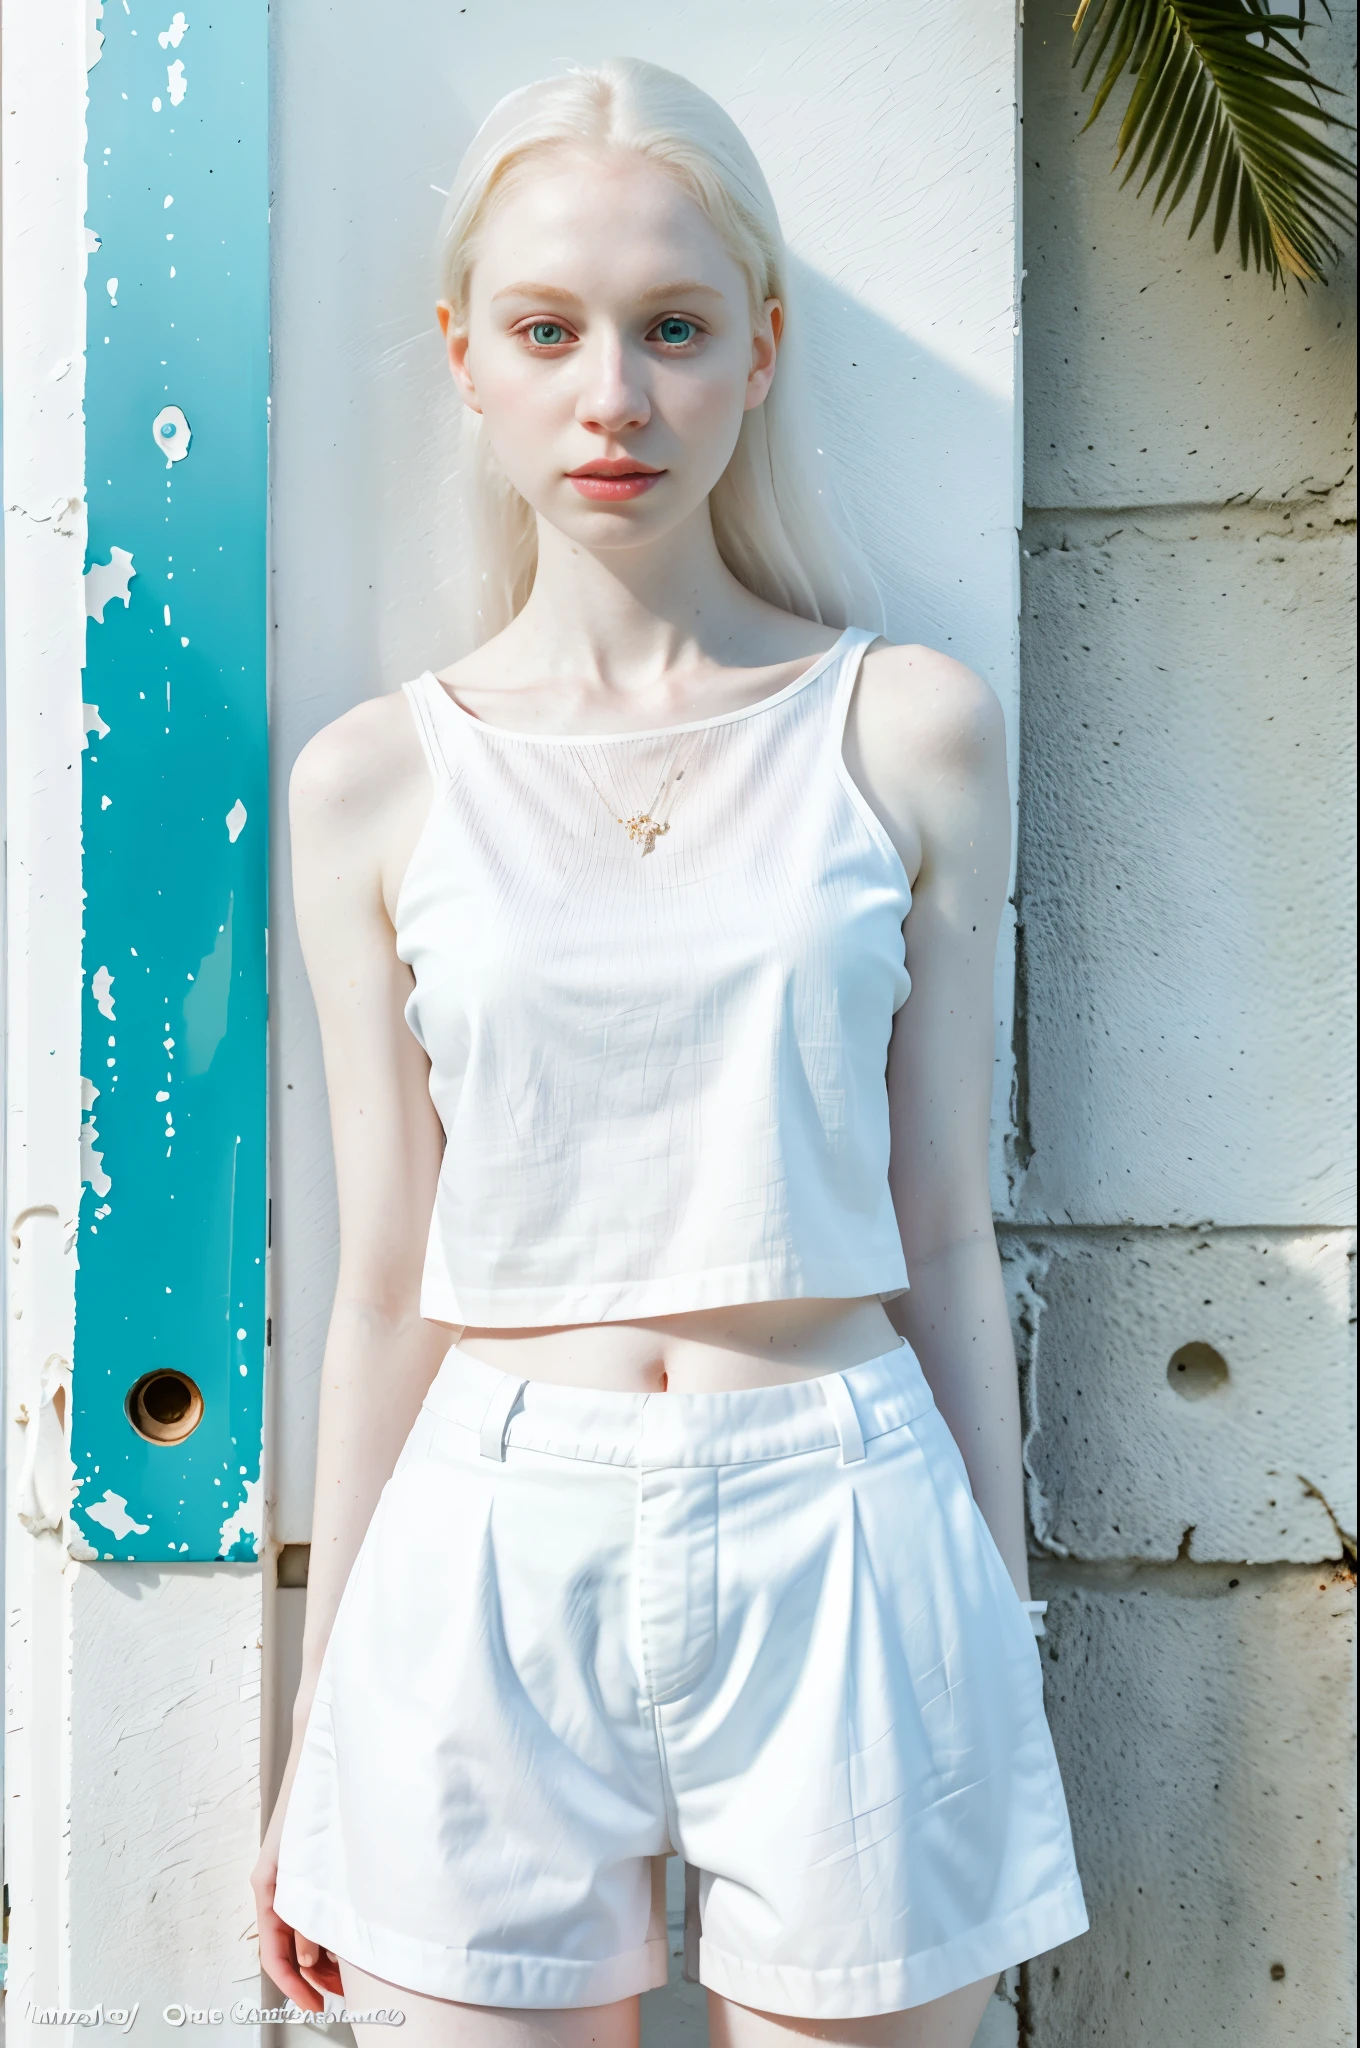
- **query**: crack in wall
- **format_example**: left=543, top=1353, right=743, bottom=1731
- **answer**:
left=1296, top=1477, right=1358, bottom=1566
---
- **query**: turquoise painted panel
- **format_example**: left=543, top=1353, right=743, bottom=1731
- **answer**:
left=72, top=4, right=268, bottom=1562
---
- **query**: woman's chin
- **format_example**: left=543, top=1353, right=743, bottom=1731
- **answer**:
left=532, top=484, right=717, bottom=554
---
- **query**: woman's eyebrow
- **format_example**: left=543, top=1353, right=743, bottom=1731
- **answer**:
left=490, top=278, right=726, bottom=305
left=637, top=280, right=725, bottom=300
left=490, top=281, right=584, bottom=305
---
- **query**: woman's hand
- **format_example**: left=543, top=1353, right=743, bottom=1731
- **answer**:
left=251, top=1805, right=344, bottom=2012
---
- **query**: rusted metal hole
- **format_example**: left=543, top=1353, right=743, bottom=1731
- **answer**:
left=125, top=1369, right=204, bottom=1444
left=1167, top=1341, right=1229, bottom=1401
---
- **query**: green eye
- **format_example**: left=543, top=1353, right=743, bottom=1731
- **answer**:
left=528, top=321, right=568, bottom=346
left=655, top=318, right=697, bottom=347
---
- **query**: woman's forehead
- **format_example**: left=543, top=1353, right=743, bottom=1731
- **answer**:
left=473, top=150, right=739, bottom=292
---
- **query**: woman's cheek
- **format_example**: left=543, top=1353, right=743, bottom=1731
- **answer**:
left=481, top=373, right=561, bottom=487
left=666, top=376, right=747, bottom=467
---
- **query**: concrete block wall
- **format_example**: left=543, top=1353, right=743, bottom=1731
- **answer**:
left=1012, top=5, right=1357, bottom=2041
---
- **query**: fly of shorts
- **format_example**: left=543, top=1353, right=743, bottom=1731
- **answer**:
left=273, top=1340, right=1089, bottom=2018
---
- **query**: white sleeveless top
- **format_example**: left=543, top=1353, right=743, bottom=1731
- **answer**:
left=395, top=625, right=912, bottom=1327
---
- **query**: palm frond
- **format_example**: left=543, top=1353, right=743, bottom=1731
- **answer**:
left=1072, top=0, right=1357, bottom=285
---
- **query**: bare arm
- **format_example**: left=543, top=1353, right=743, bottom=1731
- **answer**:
left=253, top=692, right=448, bottom=2004
left=849, top=643, right=1029, bottom=1599
left=284, top=705, right=450, bottom=1713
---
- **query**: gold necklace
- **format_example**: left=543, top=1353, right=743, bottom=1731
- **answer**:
left=573, top=729, right=694, bottom=855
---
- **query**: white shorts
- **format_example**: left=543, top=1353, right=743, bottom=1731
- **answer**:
left=274, top=1340, right=1088, bottom=2017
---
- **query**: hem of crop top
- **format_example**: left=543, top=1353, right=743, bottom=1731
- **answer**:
left=418, top=1249, right=912, bottom=1329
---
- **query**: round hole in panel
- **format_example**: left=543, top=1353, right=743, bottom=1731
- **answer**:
left=126, top=1368, right=205, bottom=1444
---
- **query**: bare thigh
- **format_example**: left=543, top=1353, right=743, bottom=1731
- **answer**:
left=706, top=1976, right=1001, bottom=2048
left=335, top=1957, right=640, bottom=2048
left=335, top=1959, right=999, bottom=2048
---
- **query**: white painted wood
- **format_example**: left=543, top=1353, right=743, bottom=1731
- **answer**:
left=3, top=0, right=90, bottom=2024
left=68, top=1564, right=265, bottom=2040
left=268, top=0, right=1025, bottom=1539
left=2, top=4, right=268, bottom=2035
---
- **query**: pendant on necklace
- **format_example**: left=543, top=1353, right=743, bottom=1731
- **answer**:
left=620, top=812, right=669, bottom=855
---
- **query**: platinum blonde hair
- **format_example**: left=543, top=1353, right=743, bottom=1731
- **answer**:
left=434, top=56, right=882, bottom=642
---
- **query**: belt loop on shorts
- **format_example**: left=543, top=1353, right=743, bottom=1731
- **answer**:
left=479, top=1373, right=529, bottom=1461
left=820, top=1370, right=866, bottom=1464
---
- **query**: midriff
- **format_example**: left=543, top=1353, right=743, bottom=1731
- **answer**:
left=447, top=1293, right=903, bottom=1394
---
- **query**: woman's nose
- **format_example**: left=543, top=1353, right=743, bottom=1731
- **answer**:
left=575, top=338, right=650, bottom=435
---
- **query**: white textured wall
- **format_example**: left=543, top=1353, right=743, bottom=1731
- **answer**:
left=1015, top=5, right=1357, bottom=2041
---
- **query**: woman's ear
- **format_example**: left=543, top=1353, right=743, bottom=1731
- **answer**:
left=744, top=297, right=782, bottom=412
left=437, top=300, right=482, bottom=415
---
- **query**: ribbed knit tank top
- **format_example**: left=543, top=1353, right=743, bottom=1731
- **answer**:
left=395, top=624, right=912, bottom=1326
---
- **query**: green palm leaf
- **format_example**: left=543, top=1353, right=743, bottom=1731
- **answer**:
left=1072, top=0, right=1357, bottom=284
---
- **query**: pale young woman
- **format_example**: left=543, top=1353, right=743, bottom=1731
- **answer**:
left=254, top=58, right=1087, bottom=2048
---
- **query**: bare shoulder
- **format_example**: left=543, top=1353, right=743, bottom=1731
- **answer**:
left=857, top=639, right=1006, bottom=776
left=845, top=640, right=1009, bottom=884
left=289, top=688, right=427, bottom=841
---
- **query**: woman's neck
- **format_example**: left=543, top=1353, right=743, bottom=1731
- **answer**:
left=505, top=499, right=778, bottom=685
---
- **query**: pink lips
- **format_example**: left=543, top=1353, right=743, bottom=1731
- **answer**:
left=567, top=460, right=665, bottom=501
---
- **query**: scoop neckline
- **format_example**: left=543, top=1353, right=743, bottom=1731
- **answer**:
left=420, top=625, right=861, bottom=745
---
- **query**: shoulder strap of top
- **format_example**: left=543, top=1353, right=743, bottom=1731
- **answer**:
left=819, top=626, right=911, bottom=909
left=827, top=626, right=881, bottom=748
left=401, top=672, right=455, bottom=788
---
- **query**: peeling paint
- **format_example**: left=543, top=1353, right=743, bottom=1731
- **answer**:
left=15, top=1354, right=74, bottom=1538
left=82, top=704, right=111, bottom=748
left=73, top=2, right=267, bottom=1565
left=91, top=964, right=116, bottom=1020
left=80, top=1118, right=112, bottom=1200
left=218, top=1473, right=263, bottom=1556
left=83, top=1490, right=150, bottom=1540
left=151, top=403, right=190, bottom=465
left=84, top=545, right=135, bottom=620
left=86, top=0, right=105, bottom=68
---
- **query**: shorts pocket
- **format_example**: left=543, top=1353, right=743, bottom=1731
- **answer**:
left=900, top=1403, right=1042, bottom=1668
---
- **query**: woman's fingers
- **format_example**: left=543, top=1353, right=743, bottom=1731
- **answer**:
left=298, top=1946, right=347, bottom=1999
left=251, top=1861, right=329, bottom=2013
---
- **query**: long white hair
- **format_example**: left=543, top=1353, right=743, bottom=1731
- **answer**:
left=434, top=57, right=882, bottom=643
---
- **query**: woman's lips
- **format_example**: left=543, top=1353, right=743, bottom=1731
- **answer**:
left=567, top=466, right=665, bottom=501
